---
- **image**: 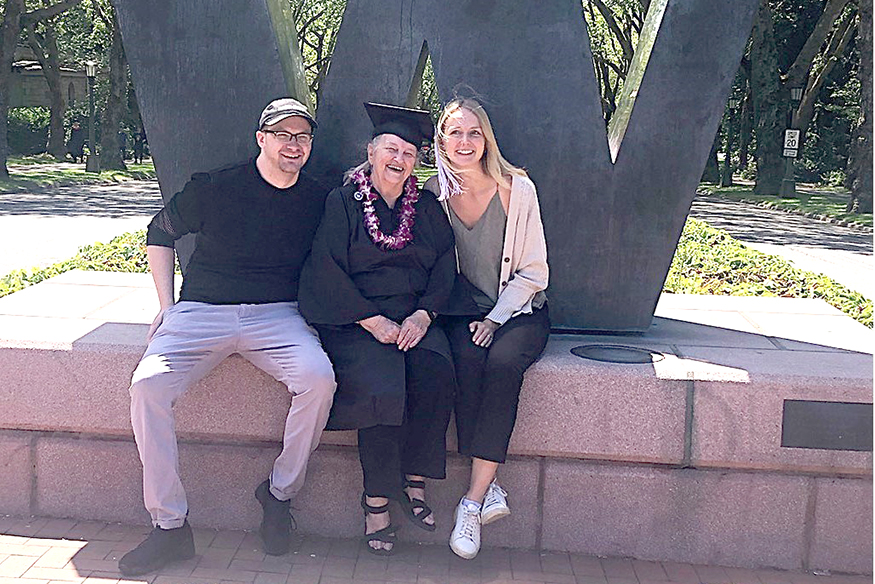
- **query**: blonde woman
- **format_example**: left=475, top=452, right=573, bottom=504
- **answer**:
left=425, top=98, right=549, bottom=559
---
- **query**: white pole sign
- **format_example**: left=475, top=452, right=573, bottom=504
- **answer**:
left=783, top=129, right=800, bottom=158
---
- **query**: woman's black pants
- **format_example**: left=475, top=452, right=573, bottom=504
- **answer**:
left=357, top=348, right=454, bottom=499
left=442, top=306, right=550, bottom=464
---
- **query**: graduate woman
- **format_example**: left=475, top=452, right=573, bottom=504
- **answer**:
left=299, top=103, right=456, bottom=555
left=425, top=98, right=550, bottom=560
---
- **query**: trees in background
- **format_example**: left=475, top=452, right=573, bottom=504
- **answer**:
left=0, top=0, right=82, bottom=176
left=23, top=6, right=65, bottom=159
left=846, top=0, right=872, bottom=212
left=582, top=0, right=866, bottom=207
left=91, top=0, right=125, bottom=170
left=583, top=0, right=649, bottom=122
left=748, top=0, right=858, bottom=193
left=290, top=0, right=346, bottom=106
left=583, top=0, right=864, bottom=200
left=2, top=0, right=138, bottom=171
left=4, top=0, right=870, bottom=215
left=749, top=1, right=787, bottom=194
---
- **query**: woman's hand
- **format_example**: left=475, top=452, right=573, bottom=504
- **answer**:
left=469, top=319, right=499, bottom=347
left=359, top=315, right=401, bottom=344
left=397, top=310, right=431, bottom=352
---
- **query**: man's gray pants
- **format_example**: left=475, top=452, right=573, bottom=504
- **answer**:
left=129, top=301, right=336, bottom=529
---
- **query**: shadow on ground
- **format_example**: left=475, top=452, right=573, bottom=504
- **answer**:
left=1, top=516, right=871, bottom=583
left=690, top=198, right=872, bottom=255
left=0, top=181, right=162, bottom=219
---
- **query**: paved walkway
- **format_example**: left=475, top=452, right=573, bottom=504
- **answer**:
left=0, top=181, right=162, bottom=275
left=689, top=196, right=872, bottom=298
left=0, top=516, right=869, bottom=584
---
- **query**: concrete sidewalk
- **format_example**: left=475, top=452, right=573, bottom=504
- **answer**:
left=0, top=516, right=870, bottom=584
left=0, top=180, right=162, bottom=275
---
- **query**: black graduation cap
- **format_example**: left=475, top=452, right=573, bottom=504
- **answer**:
left=364, top=102, right=434, bottom=147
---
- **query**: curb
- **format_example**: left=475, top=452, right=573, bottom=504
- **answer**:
left=698, top=190, right=874, bottom=234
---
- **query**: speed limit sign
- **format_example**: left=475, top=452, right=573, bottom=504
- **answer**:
left=783, top=129, right=800, bottom=158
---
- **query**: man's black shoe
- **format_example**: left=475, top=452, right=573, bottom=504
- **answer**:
left=255, top=479, right=294, bottom=555
left=118, top=520, right=195, bottom=577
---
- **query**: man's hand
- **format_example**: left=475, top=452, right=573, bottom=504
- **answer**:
left=146, top=245, right=176, bottom=343
left=147, top=307, right=170, bottom=342
left=397, top=310, right=431, bottom=352
left=359, top=314, right=401, bottom=344
left=469, top=319, right=499, bottom=347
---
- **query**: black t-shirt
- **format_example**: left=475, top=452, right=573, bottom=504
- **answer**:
left=146, top=158, right=328, bottom=304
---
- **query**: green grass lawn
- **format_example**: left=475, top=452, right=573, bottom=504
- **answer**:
left=413, top=165, right=437, bottom=184
left=6, top=153, right=59, bottom=165
left=700, top=183, right=872, bottom=227
left=1, top=154, right=156, bottom=192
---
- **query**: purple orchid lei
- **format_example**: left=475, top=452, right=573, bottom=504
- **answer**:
left=352, top=169, right=420, bottom=250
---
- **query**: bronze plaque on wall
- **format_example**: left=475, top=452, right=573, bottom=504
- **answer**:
left=781, top=400, right=873, bottom=452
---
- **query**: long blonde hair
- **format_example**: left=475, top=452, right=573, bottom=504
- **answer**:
left=435, top=98, right=526, bottom=200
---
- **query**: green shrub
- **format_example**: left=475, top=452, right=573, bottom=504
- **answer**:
left=0, top=231, right=150, bottom=299
left=8, top=107, right=50, bottom=155
left=823, top=169, right=847, bottom=187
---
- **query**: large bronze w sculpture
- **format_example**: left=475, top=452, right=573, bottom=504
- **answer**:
left=113, top=0, right=759, bottom=331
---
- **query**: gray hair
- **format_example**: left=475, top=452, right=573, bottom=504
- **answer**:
left=342, top=134, right=422, bottom=185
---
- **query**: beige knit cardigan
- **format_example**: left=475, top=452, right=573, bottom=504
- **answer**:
left=433, top=174, right=549, bottom=325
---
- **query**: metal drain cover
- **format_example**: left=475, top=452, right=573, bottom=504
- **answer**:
left=570, top=344, right=664, bottom=364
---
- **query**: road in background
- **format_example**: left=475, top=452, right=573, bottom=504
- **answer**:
left=690, top=196, right=872, bottom=298
left=0, top=180, right=162, bottom=275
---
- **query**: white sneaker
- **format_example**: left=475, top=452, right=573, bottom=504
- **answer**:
left=449, top=499, right=481, bottom=559
left=481, top=481, right=510, bottom=525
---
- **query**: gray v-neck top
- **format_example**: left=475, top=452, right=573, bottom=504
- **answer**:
left=448, top=192, right=507, bottom=312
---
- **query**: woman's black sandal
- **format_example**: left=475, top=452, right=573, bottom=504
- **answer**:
left=402, top=479, right=437, bottom=532
left=361, top=493, right=398, bottom=556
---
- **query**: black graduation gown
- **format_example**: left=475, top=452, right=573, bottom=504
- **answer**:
left=299, top=184, right=456, bottom=430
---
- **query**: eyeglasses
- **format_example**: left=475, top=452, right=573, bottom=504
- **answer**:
left=262, top=130, right=313, bottom=145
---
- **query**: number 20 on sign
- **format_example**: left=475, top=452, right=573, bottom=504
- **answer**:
left=783, top=129, right=800, bottom=158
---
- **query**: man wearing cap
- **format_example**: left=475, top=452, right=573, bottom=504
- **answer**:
left=119, top=98, right=336, bottom=577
